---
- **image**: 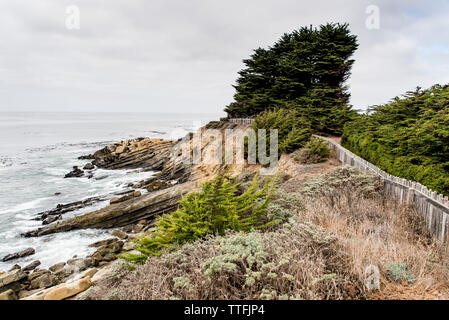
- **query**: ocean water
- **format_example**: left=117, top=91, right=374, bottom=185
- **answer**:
left=0, top=112, right=222, bottom=272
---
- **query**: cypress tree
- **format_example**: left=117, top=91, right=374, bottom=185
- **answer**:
left=225, top=23, right=358, bottom=135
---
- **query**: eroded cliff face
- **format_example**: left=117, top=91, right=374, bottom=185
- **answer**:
left=24, top=121, right=259, bottom=238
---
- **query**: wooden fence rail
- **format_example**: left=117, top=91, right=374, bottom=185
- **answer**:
left=315, top=135, right=449, bottom=245
left=229, top=118, right=254, bottom=124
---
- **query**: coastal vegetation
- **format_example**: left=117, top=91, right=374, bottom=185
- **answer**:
left=250, top=108, right=312, bottom=155
left=294, top=137, right=331, bottom=164
left=89, top=165, right=449, bottom=300
left=342, top=84, right=449, bottom=196
left=225, top=23, right=358, bottom=135
left=123, top=174, right=280, bottom=264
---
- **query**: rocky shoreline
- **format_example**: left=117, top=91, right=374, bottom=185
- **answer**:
left=0, top=120, right=248, bottom=300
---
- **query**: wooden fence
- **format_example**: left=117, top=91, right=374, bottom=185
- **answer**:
left=228, top=119, right=449, bottom=244
left=229, top=118, right=254, bottom=124
left=316, top=135, right=449, bottom=245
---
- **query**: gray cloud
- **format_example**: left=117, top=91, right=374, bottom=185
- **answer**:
left=0, top=0, right=448, bottom=113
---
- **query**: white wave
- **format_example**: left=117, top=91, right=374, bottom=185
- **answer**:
left=0, top=197, right=50, bottom=215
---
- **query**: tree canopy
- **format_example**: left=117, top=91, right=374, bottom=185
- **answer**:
left=225, top=23, right=358, bottom=135
left=342, top=84, right=449, bottom=196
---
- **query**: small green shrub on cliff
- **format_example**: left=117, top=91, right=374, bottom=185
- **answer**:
left=124, top=174, right=279, bottom=263
left=251, top=108, right=312, bottom=155
left=294, top=137, right=331, bottom=164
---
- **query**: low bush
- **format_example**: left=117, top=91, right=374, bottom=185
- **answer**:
left=123, top=174, right=280, bottom=264
left=294, top=137, right=331, bottom=164
left=385, top=263, right=416, bottom=284
left=251, top=108, right=312, bottom=155
left=90, top=222, right=362, bottom=300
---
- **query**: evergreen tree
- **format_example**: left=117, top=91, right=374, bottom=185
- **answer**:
left=225, top=23, right=358, bottom=135
left=342, top=84, right=449, bottom=195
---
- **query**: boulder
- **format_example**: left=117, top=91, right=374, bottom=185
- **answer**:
left=133, top=191, right=142, bottom=197
left=43, top=215, right=61, bottom=225
left=24, top=182, right=195, bottom=237
left=91, top=260, right=123, bottom=284
left=49, top=262, right=66, bottom=273
left=111, top=230, right=128, bottom=239
left=0, top=269, right=27, bottom=293
left=83, top=163, right=94, bottom=170
left=23, top=260, right=41, bottom=272
left=64, top=166, right=84, bottom=178
left=28, top=269, right=51, bottom=281
left=89, top=238, right=119, bottom=248
left=0, top=289, right=17, bottom=300
left=122, top=242, right=136, bottom=251
left=53, top=268, right=72, bottom=281
left=2, top=247, right=35, bottom=262
left=66, top=258, right=93, bottom=272
left=29, top=273, right=58, bottom=290
left=44, top=276, right=91, bottom=300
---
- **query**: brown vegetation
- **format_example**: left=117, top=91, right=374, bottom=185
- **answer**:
left=86, top=155, right=449, bottom=300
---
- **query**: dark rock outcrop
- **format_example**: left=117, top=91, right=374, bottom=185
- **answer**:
left=22, top=261, right=41, bottom=273
left=23, top=182, right=196, bottom=237
left=2, top=248, right=35, bottom=262
left=64, top=166, right=84, bottom=178
left=33, top=196, right=104, bottom=224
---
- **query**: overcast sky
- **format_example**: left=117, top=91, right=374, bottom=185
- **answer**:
left=0, top=0, right=448, bottom=114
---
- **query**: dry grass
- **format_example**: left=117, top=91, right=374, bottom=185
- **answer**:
left=87, top=162, right=449, bottom=300
left=299, top=166, right=449, bottom=300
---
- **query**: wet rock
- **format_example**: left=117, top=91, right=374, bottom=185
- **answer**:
left=0, top=289, right=17, bottom=300
left=64, top=166, right=84, bottom=178
left=33, top=196, right=104, bottom=223
left=2, top=248, right=35, bottom=262
left=89, top=238, right=119, bottom=248
left=43, top=215, right=61, bottom=225
left=89, top=240, right=123, bottom=264
left=83, top=163, right=94, bottom=170
left=28, top=269, right=51, bottom=281
left=24, top=181, right=196, bottom=237
left=8, top=264, right=21, bottom=272
left=53, top=268, right=72, bottom=281
left=23, top=260, right=41, bottom=273
left=30, top=273, right=58, bottom=290
left=111, top=230, right=128, bottom=239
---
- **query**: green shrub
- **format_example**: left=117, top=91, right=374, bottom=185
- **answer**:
left=385, top=263, right=415, bottom=284
left=251, top=108, right=312, bottom=155
left=124, top=174, right=280, bottom=263
left=342, top=84, right=449, bottom=196
left=294, top=137, right=331, bottom=164
left=302, top=165, right=381, bottom=197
